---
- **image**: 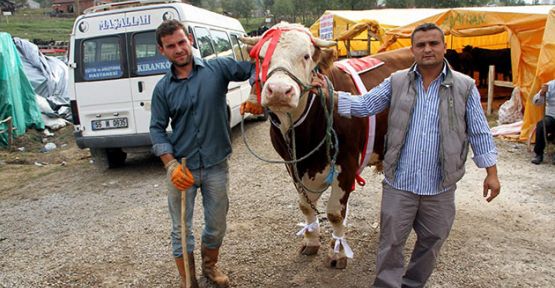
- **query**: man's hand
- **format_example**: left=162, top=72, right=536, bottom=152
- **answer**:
left=310, top=72, right=329, bottom=94
left=310, top=73, right=338, bottom=105
left=540, top=83, right=548, bottom=97
left=483, top=166, right=500, bottom=202
left=240, top=101, right=265, bottom=115
left=165, top=159, right=194, bottom=190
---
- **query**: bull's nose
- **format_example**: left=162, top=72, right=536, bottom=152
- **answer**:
left=267, top=83, right=294, bottom=99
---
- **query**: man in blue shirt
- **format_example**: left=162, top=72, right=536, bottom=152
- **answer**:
left=531, top=80, right=555, bottom=164
left=150, top=20, right=252, bottom=288
left=314, top=23, right=501, bottom=287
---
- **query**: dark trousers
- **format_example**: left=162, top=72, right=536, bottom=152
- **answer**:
left=534, top=116, right=555, bottom=156
left=373, top=183, right=456, bottom=288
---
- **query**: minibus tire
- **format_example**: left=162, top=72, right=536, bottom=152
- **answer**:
left=90, top=148, right=127, bottom=170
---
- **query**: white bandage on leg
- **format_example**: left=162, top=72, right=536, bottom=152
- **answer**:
left=332, top=233, right=354, bottom=258
left=296, top=219, right=320, bottom=236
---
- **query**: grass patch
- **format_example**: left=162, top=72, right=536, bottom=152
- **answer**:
left=0, top=9, right=74, bottom=41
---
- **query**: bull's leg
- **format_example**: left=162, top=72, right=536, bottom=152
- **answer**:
left=297, top=192, right=321, bottom=256
left=324, top=184, right=352, bottom=269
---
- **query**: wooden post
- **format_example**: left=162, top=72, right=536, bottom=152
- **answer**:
left=367, top=30, right=371, bottom=56
left=487, top=65, right=495, bottom=115
left=0, top=116, right=13, bottom=150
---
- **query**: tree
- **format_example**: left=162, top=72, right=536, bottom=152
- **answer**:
left=202, top=0, right=220, bottom=11
left=335, top=0, right=377, bottom=10
left=498, top=0, right=526, bottom=5
left=385, top=0, right=410, bottom=8
left=258, top=0, right=274, bottom=12
left=386, top=0, right=490, bottom=8
left=272, top=0, right=294, bottom=22
left=188, top=0, right=203, bottom=7
left=222, top=0, right=255, bottom=23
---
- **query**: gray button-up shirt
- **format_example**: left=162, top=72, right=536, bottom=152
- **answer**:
left=149, top=56, right=252, bottom=169
left=532, top=80, right=555, bottom=118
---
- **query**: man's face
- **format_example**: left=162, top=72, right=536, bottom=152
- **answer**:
left=410, top=29, right=446, bottom=68
left=158, top=28, right=193, bottom=67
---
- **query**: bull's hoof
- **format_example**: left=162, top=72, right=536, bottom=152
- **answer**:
left=299, top=244, right=320, bottom=255
left=325, top=255, right=348, bottom=269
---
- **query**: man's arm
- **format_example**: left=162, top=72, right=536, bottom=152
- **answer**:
left=150, top=85, right=174, bottom=162
left=465, top=86, right=501, bottom=202
left=311, top=73, right=392, bottom=118
left=219, top=57, right=253, bottom=82
left=532, top=83, right=548, bottom=105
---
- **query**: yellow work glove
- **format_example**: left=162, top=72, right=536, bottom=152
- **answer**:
left=240, top=101, right=265, bottom=115
left=165, top=159, right=194, bottom=191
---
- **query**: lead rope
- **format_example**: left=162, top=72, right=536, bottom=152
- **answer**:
left=240, top=74, right=338, bottom=216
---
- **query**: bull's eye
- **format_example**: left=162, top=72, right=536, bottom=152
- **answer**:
left=304, top=54, right=310, bottom=60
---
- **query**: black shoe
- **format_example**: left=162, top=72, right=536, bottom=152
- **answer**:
left=531, top=154, right=543, bottom=165
left=552, top=155, right=555, bottom=165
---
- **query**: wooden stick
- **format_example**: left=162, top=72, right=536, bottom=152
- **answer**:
left=180, top=157, right=191, bottom=288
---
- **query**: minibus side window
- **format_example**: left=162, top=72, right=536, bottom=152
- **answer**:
left=211, top=30, right=233, bottom=59
left=194, top=27, right=216, bottom=59
left=82, top=36, right=123, bottom=81
left=133, top=31, right=170, bottom=76
left=229, top=34, right=244, bottom=61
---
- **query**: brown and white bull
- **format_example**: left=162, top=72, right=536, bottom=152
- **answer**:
left=241, top=22, right=413, bottom=269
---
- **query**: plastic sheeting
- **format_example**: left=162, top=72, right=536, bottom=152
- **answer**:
left=0, top=32, right=45, bottom=147
left=12, top=37, right=70, bottom=118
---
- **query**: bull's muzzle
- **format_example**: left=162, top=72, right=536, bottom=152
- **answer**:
left=263, top=82, right=295, bottom=107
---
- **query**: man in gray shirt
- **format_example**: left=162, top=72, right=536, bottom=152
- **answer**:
left=531, top=80, right=555, bottom=164
left=150, top=20, right=252, bottom=288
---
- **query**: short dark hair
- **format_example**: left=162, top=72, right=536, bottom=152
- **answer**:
left=411, top=23, right=445, bottom=44
left=156, top=19, right=187, bottom=47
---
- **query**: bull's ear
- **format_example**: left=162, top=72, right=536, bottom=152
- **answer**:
left=318, top=48, right=337, bottom=74
left=313, top=38, right=336, bottom=48
left=239, top=36, right=261, bottom=46
left=312, top=46, right=321, bottom=63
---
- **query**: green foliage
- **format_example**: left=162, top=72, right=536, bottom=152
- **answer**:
left=222, top=0, right=255, bottom=21
left=498, top=0, right=526, bottom=5
left=201, top=0, right=220, bottom=11
left=386, top=0, right=493, bottom=7
left=272, top=0, right=294, bottom=21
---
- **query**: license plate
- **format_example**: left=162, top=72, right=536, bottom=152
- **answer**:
left=91, top=117, right=128, bottom=131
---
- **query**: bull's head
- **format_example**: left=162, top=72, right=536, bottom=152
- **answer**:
left=241, top=23, right=335, bottom=122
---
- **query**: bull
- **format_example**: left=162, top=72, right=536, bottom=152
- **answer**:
left=240, top=22, right=413, bottom=269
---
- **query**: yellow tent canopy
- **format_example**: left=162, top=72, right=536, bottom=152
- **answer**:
left=524, top=8, right=555, bottom=142
left=384, top=5, right=555, bottom=141
left=309, top=9, right=445, bottom=57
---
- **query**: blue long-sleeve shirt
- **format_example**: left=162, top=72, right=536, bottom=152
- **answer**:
left=338, top=65, right=497, bottom=195
left=149, top=56, right=252, bottom=170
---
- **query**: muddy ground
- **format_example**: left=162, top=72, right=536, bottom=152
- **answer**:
left=0, top=121, right=554, bottom=287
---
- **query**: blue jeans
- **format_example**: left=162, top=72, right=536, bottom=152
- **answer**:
left=167, top=159, right=229, bottom=258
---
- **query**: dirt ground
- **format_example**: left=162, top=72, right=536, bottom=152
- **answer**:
left=0, top=120, right=554, bottom=288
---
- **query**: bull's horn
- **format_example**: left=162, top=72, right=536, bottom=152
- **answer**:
left=313, top=38, right=336, bottom=48
left=239, top=36, right=261, bottom=45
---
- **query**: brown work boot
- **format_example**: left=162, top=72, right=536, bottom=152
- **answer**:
left=201, top=244, right=230, bottom=288
left=175, top=253, right=199, bottom=288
